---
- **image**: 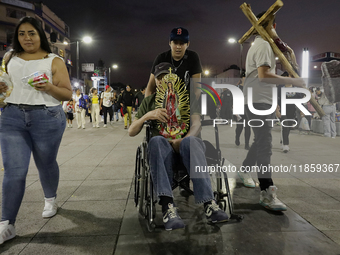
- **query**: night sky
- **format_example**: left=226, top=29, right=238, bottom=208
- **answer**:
left=38, top=0, right=340, bottom=89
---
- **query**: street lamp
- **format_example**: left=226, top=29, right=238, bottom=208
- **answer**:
left=108, top=64, right=118, bottom=85
left=302, top=48, right=309, bottom=78
left=228, top=37, right=252, bottom=76
left=228, top=37, right=243, bottom=76
left=204, top=70, right=210, bottom=76
left=76, top=36, right=92, bottom=83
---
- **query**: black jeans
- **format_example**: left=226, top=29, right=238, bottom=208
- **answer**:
left=242, top=104, right=274, bottom=191
left=103, top=106, right=113, bottom=124
left=235, top=113, right=251, bottom=145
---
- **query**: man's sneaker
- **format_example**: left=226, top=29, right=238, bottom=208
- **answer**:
left=237, top=171, right=255, bottom=188
left=260, top=186, right=287, bottom=211
left=70, top=124, right=73, bottom=128
left=0, top=221, right=16, bottom=245
left=205, top=200, right=229, bottom=223
left=244, top=144, right=250, bottom=150
left=163, top=204, right=185, bottom=231
left=42, top=197, right=58, bottom=218
left=93, top=124, right=96, bottom=128
left=96, top=125, right=100, bottom=128
left=282, top=145, right=290, bottom=153
left=103, top=124, right=107, bottom=128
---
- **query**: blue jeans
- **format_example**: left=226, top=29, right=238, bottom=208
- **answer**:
left=242, top=104, right=274, bottom=190
left=113, top=105, right=119, bottom=120
left=0, top=104, right=66, bottom=224
left=148, top=136, right=214, bottom=204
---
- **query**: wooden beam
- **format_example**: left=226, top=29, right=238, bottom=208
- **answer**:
left=238, top=0, right=283, bottom=44
left=239, top=1, right=325, bottom=117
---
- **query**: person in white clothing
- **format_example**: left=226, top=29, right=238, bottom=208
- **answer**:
left=100, top=85, right=113, bottom=127
left=90, top=87, right=100, bottom=128
left=0, top=16, right=72, bottom=245
left=316, top=88, right=337, bottom=138
left=73, top=88, right=86, bottom=129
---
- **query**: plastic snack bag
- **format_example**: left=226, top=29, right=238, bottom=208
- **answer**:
left=21, top=70, right=50, bottom=88
left=0, top=70, right=13, bottom=107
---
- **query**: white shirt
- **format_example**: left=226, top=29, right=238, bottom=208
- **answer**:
left=244, top=36, right=276, bottom=105
left=101, top=91, right=113, bottom=107
left=73, top=94, right=82, bottom=112
left=5, top=53, right=62, bottom=106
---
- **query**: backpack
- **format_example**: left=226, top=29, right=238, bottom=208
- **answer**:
left=79, top=94, right=88, bottom=109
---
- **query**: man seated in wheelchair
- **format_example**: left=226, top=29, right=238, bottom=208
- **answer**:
left=129, top=62, right=228, bottom=230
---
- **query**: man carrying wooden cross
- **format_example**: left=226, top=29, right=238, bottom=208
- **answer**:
left=237, top=11, right=306, bottom=211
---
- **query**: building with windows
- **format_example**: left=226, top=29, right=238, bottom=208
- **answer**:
left=0, top=0, right=72, bottom=74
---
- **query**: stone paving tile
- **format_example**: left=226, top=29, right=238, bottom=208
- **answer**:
left=68, top=179, right=131, bottom=201
left=87, top=165, right=134, bottom=180
left=22, top=180, right=83, bottom=202
left=19, top=236, right=117, bottom=255
left=36, top=200, right=125, bottom=238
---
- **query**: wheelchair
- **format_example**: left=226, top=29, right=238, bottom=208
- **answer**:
left=134, top=120, right=242, bottom=232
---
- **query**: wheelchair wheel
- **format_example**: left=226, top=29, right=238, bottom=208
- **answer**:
left=134, top=146, right=141, bottom=207
left=146, top=204, right=156, bottom=232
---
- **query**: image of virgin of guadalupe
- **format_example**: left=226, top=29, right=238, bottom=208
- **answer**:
left=164, top=81, right=181, bottom=128
left=155, top=71, right=189, bottom=140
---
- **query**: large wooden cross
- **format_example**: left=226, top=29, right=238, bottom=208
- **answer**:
left=238, top=0, right=324, bottom=117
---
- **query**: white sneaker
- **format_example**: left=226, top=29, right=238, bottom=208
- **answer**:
left=260, top=186, right=287, bottom=211
left=0, top=221, right=16, bottom=245
left=67, top=124, right=70, bottom=128
left=70, top=124, right=73, bottom=128
left=282, top=145, right=290, bottom=153
left=103, top=124, right=107, bottom=128
left=42, top=197, right=58, bottom=218
left=93, top=125, right=96, bottom=128
left=237, top=171, right=255, bottom=188
left=96, top=125, right=100, bottom=128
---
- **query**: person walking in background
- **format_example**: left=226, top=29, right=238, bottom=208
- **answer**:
left=316, top=88, right=337, bottom=138
left=66, top=99, right=74, bottom=128
left=112, top=91, right=120, bottom=121
left=235, top=72, right=251, bottom=150
left=74, top=88, right=86, bottom=129
left=276, top=72, right=304, bottom=153
left=90, top=87, right=100, bottom=128
left=100, top=85, right=113, bottom=128
left=135, top=87, right=145, bottom=111
left=119, top=84, right=135, bottom=129
left=0, top=16, right=72, bottom=245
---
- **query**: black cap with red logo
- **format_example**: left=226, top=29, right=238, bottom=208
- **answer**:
left=169, top=27, right=189, bottom=43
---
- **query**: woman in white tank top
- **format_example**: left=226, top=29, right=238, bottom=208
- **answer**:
left=0, top=16, right=72, bottom=245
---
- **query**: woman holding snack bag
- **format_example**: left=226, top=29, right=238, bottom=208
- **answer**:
left=0, top=16, right=72, bottom=245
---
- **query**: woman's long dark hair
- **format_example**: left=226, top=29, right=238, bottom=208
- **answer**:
left=12, top=16, right=52, bottom=54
